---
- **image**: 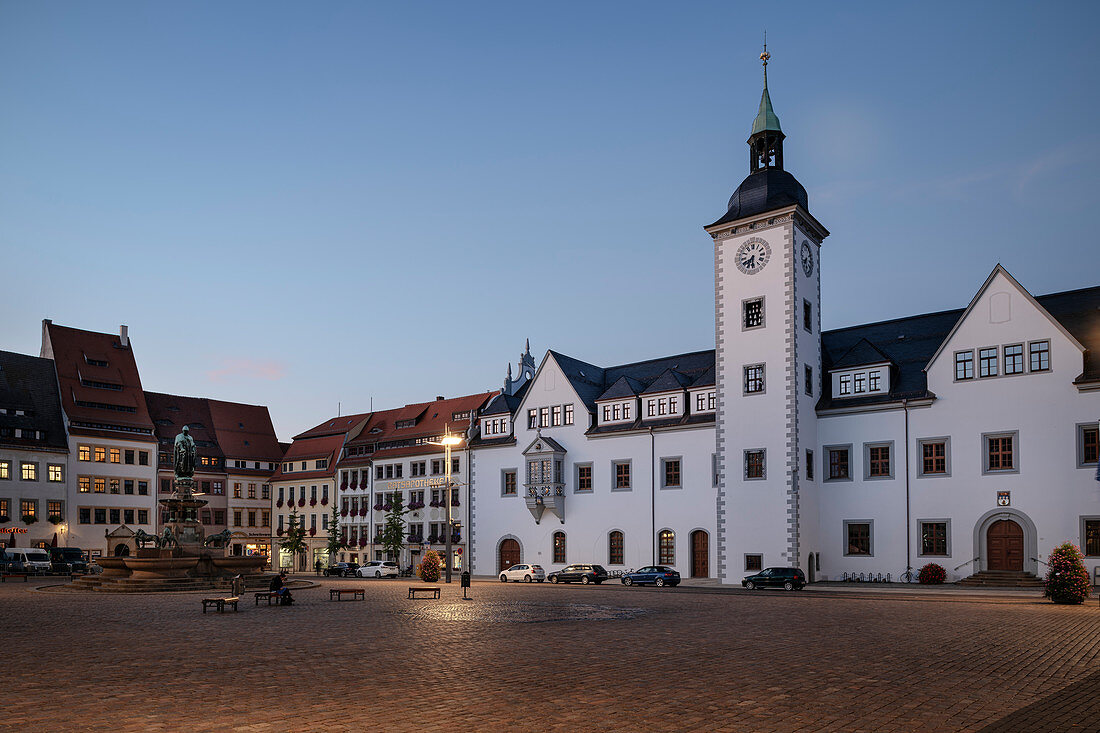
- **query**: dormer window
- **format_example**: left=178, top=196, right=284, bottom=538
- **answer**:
left=395, top=419, right=415, bottom=429
left=868, top=370, right=881, bottom=391
left=839, top=375, right=851, bottom=396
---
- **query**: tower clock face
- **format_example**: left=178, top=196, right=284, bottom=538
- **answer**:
left=801, top=241, right=814, bottom=277
left=735, top=237, right=771, bottom=275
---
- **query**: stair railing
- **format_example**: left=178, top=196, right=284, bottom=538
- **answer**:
left=954, top=556, right=979, bottom=572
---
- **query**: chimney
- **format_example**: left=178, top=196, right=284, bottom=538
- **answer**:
left=436, top=395, right=444, bottom=401
left=119, top=325, right=129, bottom=347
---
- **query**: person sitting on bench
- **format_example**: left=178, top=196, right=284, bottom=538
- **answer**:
left=270, top=571, right=294, bottom=606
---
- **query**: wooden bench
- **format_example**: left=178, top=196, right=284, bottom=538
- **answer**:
left=1, top=574, right=29, bottom=583
left=329, top=588, right=365, bottom=601
left=202, top=596, right=239, bottom=614
left=255, top=591, right=280, bottom=606
left=408, top=586, right=440, bottom=599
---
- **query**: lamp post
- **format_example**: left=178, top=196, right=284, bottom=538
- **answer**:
left=439, top=431, right=463, bottom=583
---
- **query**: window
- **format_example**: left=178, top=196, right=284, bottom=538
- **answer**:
left=920, top=521, right=948, bottom=556
left=79, top=507, right=91, bottom=524
left=743, top=297, right=764, bottom=329
left=94, top=478, right=106, bottom=493
left=1030, top=340, right=1050, bottom=372
left=78, top=477, right=90, bottom=493
left=646, top=401, right=655, bottom=418
left=868, top=370, right=881, bottom=392
left=844, top=521, right=872, bottom=556
left=109, top=448, right=120, bottom=464
left=94, top=447, right=106, bottom=462
left=109, top=509, right=120, bottom=525
left=803, top=300, right=813, bottom=333
left=744, top=450, right=765, bottom=480
left=212, top=510, right=223, bottom=526
left=1079, top=424, right=1099, bottom=467
left=124, top=480, right=133, bottom=495
left=853, top=373, right=866, bottom=393
left=78, top=445, right=91, bottom=462
left=262, top=510, right=271, bottom=527
left=663, top=459, right=681, bottom=488
left=233, top=510, right=242, bottom=527
left=865, top=443, right=892, bottom=479
left=123, top=509, right=134, bottom=525
left=47, top=464, right=63, bottom=482
left=745, top=554, right=762, bottom=572
left=20, top=462, right=37, bottom=481
left=109, top=478, right=120, bottom=494
left=137, top=509, right=149, bottom=525
left=527, top=409, right=537, bottom=430
left=564, top=404, right=574, bottom=425
left=613, top=461, right=631, bottom=490
left=502, top=470, right=517, bottom=496
left=248, top=483, right=257, bottom=499
left=47, top=499, right=63, bottom=520
left=262, top=485, right=270, bottom=500
left=138, top=481, right=148, bottom=495
left=1083, top=518, right=1100, bottom=557
left=248, top=511, right=257, bottom=528
left=744, top=364, right=765, bottom=394
left=431, top=460, right=441, bottom=475
left=658, top=530, right=675, bottom=565
left=451, top=458, right=459, bottom=474
left=1004, top=344, right=1024, bottom=375
left=805, top=449, right=814, bottom=481
left=551, top=406, right=562, bottom=426
left=984, top=432, right=1017, bottom=473
left=575, top=464, right=592, bottom=492
left=839, top=375, right=851, bottom=395
left=552, top=531, right=566, bottom=564
left=827, top=446, right=851, bottom=480
left=955, top=351, right=974, bottom=380
left=213, top=481, right=224, bottom=495
left=539, top=407, right=549, bottom=428
left=20, top=499, right=36, bottom=520
left=708, top=392, right=716, bottom=410
left=979, top=347, right=998, bottom=378
left=919, top=439, right=949, bottom=476
left=804, top=365, right=813, bottom=396
left=608, top=531, right=624, bottom=565
left=696, top=393, right=705, bottom=412
left=124, top=449, right=134, bottom=464
left=92, top=508, right=106, bottom=524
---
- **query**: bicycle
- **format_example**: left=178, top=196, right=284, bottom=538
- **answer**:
left=897, top=566, right=916, bottom=583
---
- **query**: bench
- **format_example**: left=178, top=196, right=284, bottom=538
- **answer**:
left=255, top=591, right=280, bottom=606
left=1, top=574, right=29, bottom=583
left=408, top=586, right=440, bottom=599
left=329, top=588, right=365, bottom=602
left=202, top=596, right=239, bottom=614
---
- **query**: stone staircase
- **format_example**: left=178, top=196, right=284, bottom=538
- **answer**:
left=956, top=570, right=1045, bottom=588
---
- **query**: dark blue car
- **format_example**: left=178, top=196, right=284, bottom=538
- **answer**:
left=620, top=565, right=680, bottom=587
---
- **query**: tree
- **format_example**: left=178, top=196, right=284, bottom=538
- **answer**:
left=381, top=492, right=407, bottom=563
left=418, top=549, right=441, bottom=582
left=1044, top=542, right=1091, bottom=604
left=325, top=506, right=346, bottom=560
left=279, top=509, right=307, bottom=572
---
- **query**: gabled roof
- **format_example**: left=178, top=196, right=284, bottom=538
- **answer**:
left=480, top=382, right=530, bottom=416
left=641, top=369, right=694, bottom=395
left=144, top=392, right=223, bottom=460
left=689, top=365, right=716, bottom=389
left=551, top=349, right=714, bottom=412
left=293, top=412, right=371, bottom=440
left=0, top=350, right=67, bottom=451
left=831, top=339, right=895, bottom=370
left=270, top=433, right=345, bottom=481
left=207, top=399, right=283, bottom=461
left=596, top=375, right=646, bottom=401
left=523, top=434, right=567, bottom=455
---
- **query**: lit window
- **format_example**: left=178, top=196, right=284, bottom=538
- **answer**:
left=664, top=459, right=681, bottom=487
left=744, top=364, right=765, bottom=394
left=658, top=530, right=675, bottom=565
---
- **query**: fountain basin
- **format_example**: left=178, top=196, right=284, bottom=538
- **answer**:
left=96, top=557, right=131, bottom=578
left=123, top=556, right=199, bottom=579
left=210, top=556, right=267, bottom=575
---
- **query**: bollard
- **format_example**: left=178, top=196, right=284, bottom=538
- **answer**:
left=461, top=571, right=471, bottom=600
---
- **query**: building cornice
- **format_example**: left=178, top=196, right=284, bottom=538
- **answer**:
left=816, top=397, right=935, bottom=418
left=704, top=204, right=829, bottom=244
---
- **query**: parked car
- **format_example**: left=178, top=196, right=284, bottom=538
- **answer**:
left=499, top=563, right=546, bottom=583
left=356, top=560, right=399, bottom=578
left=49, top=547, right=89, bottom=574
left=3, top=548, right=52, bottom=574
left=323, top=562, right=359, bottom=577
left=621, top=565, right=680, bottom=587
left=742, top=567, right=806, bottom=591
left=547, top=564, right=608, bottom=585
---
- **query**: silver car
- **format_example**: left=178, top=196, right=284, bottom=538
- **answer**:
left=356, top=560, right=399, bottom=578
left=499, top=563, right=546, bottom=583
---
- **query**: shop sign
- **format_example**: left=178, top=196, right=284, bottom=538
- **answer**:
left=1, top=527, right=29, bottom=534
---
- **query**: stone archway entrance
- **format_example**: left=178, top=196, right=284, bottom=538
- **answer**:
left=987, top=519, right=1024, bottom=571
left=499, top=538, right=520, bottom=572
left=113, top=543, right=130, bottom=557
left=690, top=530, right=709, bottom=578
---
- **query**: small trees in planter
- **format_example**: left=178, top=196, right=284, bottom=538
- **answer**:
left=1045, top=542, right=1091, bottom=605
left=22, top=514, right=38, bottom=525
left=918, top=563, right=946, bottom=584
left=418, top=550, right=441, bottom=583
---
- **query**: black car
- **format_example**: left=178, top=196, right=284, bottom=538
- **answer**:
left=547, top=564, right=608, bottom=585
left=323, top=562, right=359, bottom=577
left=621, top=565, right=680, bottom=587
left=49, top=547, right=89, bottom=574
left=741, top=567, right=806, bottom=591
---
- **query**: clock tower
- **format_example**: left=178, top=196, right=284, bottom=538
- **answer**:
left=705, top=48, right=829, bottom=584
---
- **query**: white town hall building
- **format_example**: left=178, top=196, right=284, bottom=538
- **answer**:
left=467, top=57, right=1100, bottom=585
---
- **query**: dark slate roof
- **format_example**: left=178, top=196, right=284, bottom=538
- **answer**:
left=708, top=169, right=808, bottom=228
left=818, top=284, right=1100, bottom=410
left=690, top=365, right=716, bottom=388
left=551, top=349, right=715, bottom=411
left=480, top=381, right=530, bottom=416
left=832, top=338, right=895, bottom=369
left=641, top=369, right=694, bottom=395
left=597, top=375, right=646, bottom=401
left=523, top=434, right=567, bottom=454
left=0, top=350, right=67, bottom=451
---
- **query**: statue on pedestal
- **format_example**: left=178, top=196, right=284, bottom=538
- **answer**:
left=173, top=425, right=197, bottom=480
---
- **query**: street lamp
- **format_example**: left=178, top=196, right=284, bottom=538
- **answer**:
left=437, top=431, right=464, bottom=583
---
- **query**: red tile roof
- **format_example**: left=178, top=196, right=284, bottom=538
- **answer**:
left=207, top=398, right=283, bottom=461
left=145, top=392, right=223, bottom=460
left=270, top=433, right=345, bottom=481
left=293, top=412, right=371, bottom=440
left=42, top=321, right=156, bottom=442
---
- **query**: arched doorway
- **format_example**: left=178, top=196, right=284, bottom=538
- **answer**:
left=690, top=530, right=708, bottom=578
left=113, top=543, right=130, bottom=557
left=987, top=519, right=1024, bottom=571
left=498, top=538, right=520, bottom=572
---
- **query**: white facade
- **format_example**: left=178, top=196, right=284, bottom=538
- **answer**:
left=67, top=435, right=158, bottom=553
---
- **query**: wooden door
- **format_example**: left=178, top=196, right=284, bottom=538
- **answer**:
left=987, top=520, right=1023, bottom=571
left=499, top=538, right=520, bottom=572
left=690, top=530, right=708, bottom=578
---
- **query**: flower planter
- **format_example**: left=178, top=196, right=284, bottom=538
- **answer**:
left=359, top=508, right=368, bottom=516
left=276, top=499, right=284, bottom=508
left=382, top=504, right=392, bottom=512
left=309, top=498, right=317, bottom=507
left=373, top=504, right=384, bottom=512
left=340, top=482, right=349, bottom=491
left=341, top=510, right=348, bottom=517
left=21, top=514, right=38, bottom=525
left=309, top=528, right=317, bottom=537
left=298, top=499, right=305, bottom=507
left=321, top=498, right=328, bottom=506
left=48, top=515, right=63, bottom=525
left=0, top=515, right=9, bottom=524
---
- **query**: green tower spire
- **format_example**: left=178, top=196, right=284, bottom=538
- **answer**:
left=750, top=44, right=782, bottom=136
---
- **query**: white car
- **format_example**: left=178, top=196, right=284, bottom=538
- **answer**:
left=499, top=563, right=546, bottom=583
left=356, top=560, right=399, bottom=578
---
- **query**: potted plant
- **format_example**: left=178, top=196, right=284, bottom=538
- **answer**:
left=309, top=526, right=317, bottom=537
left=359, top=506, right=368, bottom=516
left=427, top=533, right=438, bottom=544
left=373, top=502, right=384, bottom=512
left=340, top=508, right=349, bottom=517
left=918, top=563, right=946, bottom=584
left=48, top=515, right=63, bottom=525
left=340, top=480, right=348, bottom=491
left=309, top=497, right=317, bottom=507
left=382, top=503, right=392, bottom=512
left=297, top=497, right=305, bottom=507
left=1045, top=542, right=1091, bottom=604
left=22, top=514, right=38, bottom=525
left=358, top=537, right=368, bottom=548
left=451, top=497, right=460, bottom=507
left=321, top=497, right=329, bottom=506
left=418, top=550, right=441, bottom=582
left=451, top=532, right=461, bottom=544
left=0, top=514, right=9, bottom=524
left=429, top=499, right=439, bottom=508
left=276, top=498, right=284, bottom=508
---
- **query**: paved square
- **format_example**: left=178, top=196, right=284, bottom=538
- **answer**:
left=2, top=579, right=1098, bottom=732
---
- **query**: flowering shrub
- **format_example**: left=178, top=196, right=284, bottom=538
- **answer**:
left=297, top=498, right=305, bottom=507
left=340, top=509, right=348, bottom=517
left=48, top=515, right=63, bottom=525
left=359, top=507, right=367, bottom=516
left=373, top=503, right=384, bottom=512
left=308, top=527, right=317, bottom=537
left=321, top=498, right=328, bottom=506
left=21, top=514, right=38, bottom=525
left=276, top=499, right=284, bottom=508
left=382, top=503, right=392, bottom=512
left=418, top=550, right=441, bottom=582
left=918, top=563, right=946, bottom=584
left=358, top=537, right=367, bottom=548
left=1045, top=542, right=1091, bottom=604
left=309, top=498, right=317, bottom=507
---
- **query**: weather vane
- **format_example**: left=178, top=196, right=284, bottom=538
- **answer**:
left=760, top=31, right=769, bottom=67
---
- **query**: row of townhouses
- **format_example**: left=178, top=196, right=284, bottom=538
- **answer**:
left=3, top=68, right=1098, bottom=585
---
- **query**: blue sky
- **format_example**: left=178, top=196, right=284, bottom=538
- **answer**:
left=2, top=1, right=1097, bottom=439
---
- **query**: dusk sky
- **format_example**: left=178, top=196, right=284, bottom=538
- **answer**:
left=2, top=1, right=1097, bottom=440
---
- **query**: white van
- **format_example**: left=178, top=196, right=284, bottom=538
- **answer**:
left=4, top=548, right=52, bottom=573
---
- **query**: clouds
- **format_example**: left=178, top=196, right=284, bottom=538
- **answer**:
left=205, top=358, right=286, bottom=383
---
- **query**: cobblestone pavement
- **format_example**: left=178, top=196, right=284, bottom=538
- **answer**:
left=3, top=578, right=1099, bottom=732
